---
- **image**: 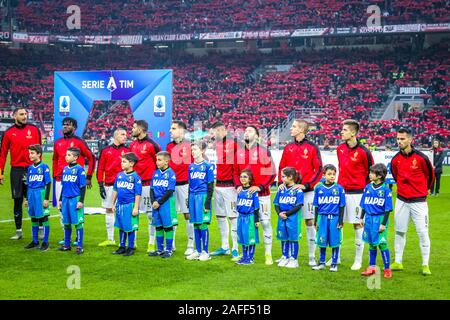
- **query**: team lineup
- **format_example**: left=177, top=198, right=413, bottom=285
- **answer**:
left=0, top=108, right=435, bottom=277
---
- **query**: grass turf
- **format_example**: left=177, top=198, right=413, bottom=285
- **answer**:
left=0, top=153, right=449, bottom=299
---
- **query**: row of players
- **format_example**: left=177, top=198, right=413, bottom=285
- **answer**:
left=23, top=142, right=393, bottom=277
left=0, top=109, right=435, bottom=275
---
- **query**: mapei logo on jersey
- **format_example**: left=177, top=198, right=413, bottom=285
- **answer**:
left=237, top=198, right=253, bottom=207
left=190, top=172, right=206, bottom=180
left=29, top=175, right=43, bottom=182
left=117, top=181, right=134, bottom=190
left=81, top=77, right=134, bottom=92
left=364, top=197, right=385, bottom=206
left=318, top=196, right=340, bottom=205
left=59, top=96, right=70, bottom=115
left=63, top=175, right=78, bottom=182
left=279, top=196, right=297, bottom=205
left=154, top=95, right=166, bottom=117
left=153, top=179, right=169, bottom=188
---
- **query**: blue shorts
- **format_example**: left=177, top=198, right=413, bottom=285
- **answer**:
left=189, top=192, right=211, bottom=225
left=316, top=214, right=342, bottom=248
left=62, top=196, right=84, bottom=225
left=27, top=188, right=50, bottom=218
left=152, top=201, right=175, bottom=228
left=115, top=202, right=139, bottom=232
left=276, top=213, right=300, bottom=241
left=237, top=214, right=259, bottom=246
left=363, top=214, right=388, bottom=246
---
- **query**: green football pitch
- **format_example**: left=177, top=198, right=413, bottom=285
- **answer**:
left=0, top=153, right=449, bottom=300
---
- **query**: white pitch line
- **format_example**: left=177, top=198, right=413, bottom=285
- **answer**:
left=0, top=214, right=60, bottom=224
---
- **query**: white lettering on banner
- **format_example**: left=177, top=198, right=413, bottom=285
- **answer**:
left=237, top=199, right=253, bottom=207
left=82, top=80, right=105, bottom=89
left=364, top=197, right=385, bottom=206
left=318, top=196, right=340, bottom=205
left=279, top=196, right=297, bottom=205
left=190, top=172, right=206, bottom=180
left=153, top=180, right=169, bottom=187
left=117, top=181, right=134, bottom=190
left=29, top=175, right=44, bottom=182
left=63, top=175, right=78, bottom=182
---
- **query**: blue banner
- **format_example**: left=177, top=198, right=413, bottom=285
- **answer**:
left=54, top=70, right=172, bottom=148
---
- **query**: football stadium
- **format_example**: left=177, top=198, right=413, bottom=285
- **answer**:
left=0, top=0, right=449, bottom=302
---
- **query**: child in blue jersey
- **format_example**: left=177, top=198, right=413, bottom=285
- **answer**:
left=312, top=164, right=346, bottom=272
left=111, top=152, right=142, bottom=257
left=57, top=147, right=86, bottom=254
left=360, top=163, right=393, bottom=279
left=148, top=151, right=177, bottom=258
left=235, top=169, right=260, bottom=265
left=274, top=167, right=304, bottom=269
left=186, top=141, right=215, bottom=262
left=24, top=144, right=51, bottom=251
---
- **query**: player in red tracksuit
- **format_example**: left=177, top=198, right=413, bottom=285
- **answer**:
left=130, top=120, right=161, bottom=249
left=278, top=119, right=323, bottom=266
left=52, top=117, right=95, bottom=244
left=390, top=128, right=435, bottom=275
left=234, top=125, right=276, bottom=265
left=209, top=121, right=241, bottom=260
left=337, top=119, right=374, bottom=270
left=96, top=128, right=129, bottom=247
left=0, top=107, right=42, bottom=240
left=166, top=120, right=194, bottom=255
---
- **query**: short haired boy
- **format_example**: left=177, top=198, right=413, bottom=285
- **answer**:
left=360, top=163, right=393, bottom=279
left=58, top=147, right=86, bottom=254
left=24, top=144, right=51, bottom=251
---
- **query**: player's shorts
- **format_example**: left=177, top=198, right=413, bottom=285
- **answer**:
left=61, top=196, right=84, bottom=225
left=258, top=195, right=271, bottom=221
left=363, top=214, right=388, bottom=246
left=52, top=180, right=62, bottom=207
left=276, top=212, right=300, bottom=241
left=214, top=187, right=238, bottom=218
left=302, top=191, right=314, bottom=220
left=10, top=167, right=27, bottom=199
left=101, top=186, right=114, bottom=209
left=174, top=184, right=189, bottom=214
left=27, top=188, right=50, bottom=218
left=115, top=202, right=139, bottom=232
left=344, top=193, right=363, bottom=224
left=188, top=192, right=212, bottom=225
left=394, top=199, right=429, bottom=233
left=139, top=186, right=152, bottom=213
left=316, top=214, right=342, bottom=248
left=152, top=201, right=176, bottom=228
left=237, top=213, right=259, bottom=246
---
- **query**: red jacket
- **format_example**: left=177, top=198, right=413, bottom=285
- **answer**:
left=234, top=142, right=276, bottom=196
left=337, top=141, right=374, bottom=192
left=216, top=136, right=239, bottom=186
left=391, top=147, right=435, bottom=202
left=130, top=136, right=161, bottom=183
left=96, top=143, right=129, bottom=185
left=278, top=138, right=322, bottom=192
left=166, top=140, right=192, bottom=184
left=52, top=135, right=96, bottom=181
left=0, top=124, right=41, bottom=171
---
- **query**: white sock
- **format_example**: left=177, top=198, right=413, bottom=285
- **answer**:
left=306, top=225, right=316, bottom=260
left=172, top=225, right=177, bottom=249
left=394, top=231, right=406, bottom=264
left=261, top=220, right=272, bottom=256
left=355, top=228, right=364, bottom=264
left=105, top=214, right=115, bottom=241
left=417, top=229, right=431, bottom=266
left=217, top=217, right=230, bottom=250
left=230, top=218, right=238, bottom=251
left=186, top=221, right=194, bottom=249
left=147, top=212, right=155, bottom=245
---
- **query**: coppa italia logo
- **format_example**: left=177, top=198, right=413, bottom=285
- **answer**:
left=81, top=76, right=134, bottom=91
left=0, top=31, right=10, bottom=41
